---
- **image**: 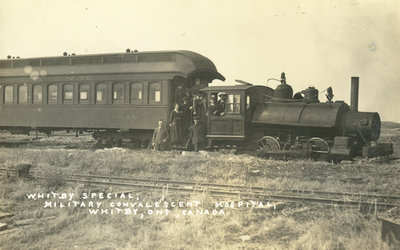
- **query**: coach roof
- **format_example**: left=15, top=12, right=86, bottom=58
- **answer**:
left=0, top=50, right=225, bottom=81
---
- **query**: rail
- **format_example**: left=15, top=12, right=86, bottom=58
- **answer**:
left=27, top=171, right=400, bottom=210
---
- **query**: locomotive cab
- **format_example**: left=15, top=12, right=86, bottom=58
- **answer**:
left=200, top=85, right=274, bottom=147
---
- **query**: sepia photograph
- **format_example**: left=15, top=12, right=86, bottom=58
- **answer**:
left=0, top=0, right=399, bottom=249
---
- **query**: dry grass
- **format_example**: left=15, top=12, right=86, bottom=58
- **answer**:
left=0, top=123, right=399, bottom=249
left=1, top=184, right=395, bottom=249
left=1, top=146, right=399, bottom=195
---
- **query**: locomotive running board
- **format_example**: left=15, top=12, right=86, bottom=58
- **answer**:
left=206, top=135, right=245, bottom=139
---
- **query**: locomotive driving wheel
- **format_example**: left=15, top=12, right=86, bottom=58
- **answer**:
left=255, top=136, right=281, bottom=157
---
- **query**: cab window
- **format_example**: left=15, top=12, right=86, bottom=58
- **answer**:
left=226, top=94, right=241, bottom=114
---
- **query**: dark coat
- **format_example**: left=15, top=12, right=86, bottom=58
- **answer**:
left=216, top=100, right=226, bottom=114
left=169, top=109, right=183, bottom=143
left=188, top=123, right=205, bottom=144
left=207, top=103, right=219, bottom=116
left=193, top=98, right=206, bottom=120
left=182, top=103, right=191, bottom=122
left=152, top=125, right=169, bottom=144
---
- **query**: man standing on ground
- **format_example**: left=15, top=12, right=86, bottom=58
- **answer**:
left=188, top=118, right=205, bottom=152
left=152, top=120, right=169, bottom=150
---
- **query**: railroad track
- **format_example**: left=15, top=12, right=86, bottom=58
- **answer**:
left=0, top=137, right=39, bottom=145
left=29, top=171, right=400, bottom=210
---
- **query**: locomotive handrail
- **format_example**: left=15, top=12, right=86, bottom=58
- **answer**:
left=266, top=78, right=281, bottom=84
left=251, top=120, right=335, bottom=128
left=355, top=124, right=368, bottom=145
left=260, top=87, right=332, bottom=103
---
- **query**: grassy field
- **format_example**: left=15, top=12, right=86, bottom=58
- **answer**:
left=0, top=122, right=399, bottom=249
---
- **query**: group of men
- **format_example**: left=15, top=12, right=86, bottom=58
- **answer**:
left=152, top=92, right=227, bottom=152
left=207, top=93, right=227, bottom=117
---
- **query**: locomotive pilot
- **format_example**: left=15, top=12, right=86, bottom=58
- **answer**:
left=152, top=120, right=169, bottom=150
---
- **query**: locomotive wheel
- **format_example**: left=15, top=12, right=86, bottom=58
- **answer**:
left=307, top=137, right=329, bottom=160
left=256, top=136, right=280, bottom=157
left=94, top=135, right=106, bottom=148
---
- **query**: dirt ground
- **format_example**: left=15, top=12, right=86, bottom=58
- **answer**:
left=0, top=122, right=399, bottom=249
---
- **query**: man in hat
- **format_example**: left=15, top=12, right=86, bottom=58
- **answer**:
left=152, top=120, right=169, bottom=150
left=181, top=96, right=192, bottom=140
left=187, top=118, right=205, bottom=152
left=192, top=92, right=206, bottom=121
left=207, top=97, right=219, bottom=116
left=193, top=78, right=205, bottom=93
left=216, top=92, right=227, bottom=116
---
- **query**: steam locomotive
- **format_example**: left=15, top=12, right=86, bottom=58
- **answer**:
left=0, top=50, right=393, bottom=160
left=202, top=73, right=392, bottom=161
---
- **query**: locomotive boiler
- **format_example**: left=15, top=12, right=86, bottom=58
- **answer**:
left=201, top=74, right=392, bottom=161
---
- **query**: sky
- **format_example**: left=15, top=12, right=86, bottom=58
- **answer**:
left=0, top=0, right=399, bottom=122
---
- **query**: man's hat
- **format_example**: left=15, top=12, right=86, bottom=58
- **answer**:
left=218, top=92, right=227, bottom=97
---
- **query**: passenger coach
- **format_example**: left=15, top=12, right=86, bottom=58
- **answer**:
left=0, top=50, right=225, bottom=146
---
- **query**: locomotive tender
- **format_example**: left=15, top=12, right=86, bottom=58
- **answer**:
left=0, top=50, right=392, bottom=160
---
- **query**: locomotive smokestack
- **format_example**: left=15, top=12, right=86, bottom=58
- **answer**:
left=351, top=77, right=359, bottom=112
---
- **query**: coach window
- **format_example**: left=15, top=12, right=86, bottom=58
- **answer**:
left=149, top=82, right=161, bottom=103
left=112, top=83, right=125, bottom=103
left=226, top=94, right=241, bottom=114
left=79, top=83, right=90, bottom=104
left=130, top=82, right=142, bottom=103
left=63, top=84, right=74, bottom=103
left=33, top=85, right=43, bottom=103
left=48, top=84, right=58, bottom=104
left=4, top=85, right=13, bottom=104
left=96, top=83, right=106, bottom=104
left=18, top=85, right=28, bottom=104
